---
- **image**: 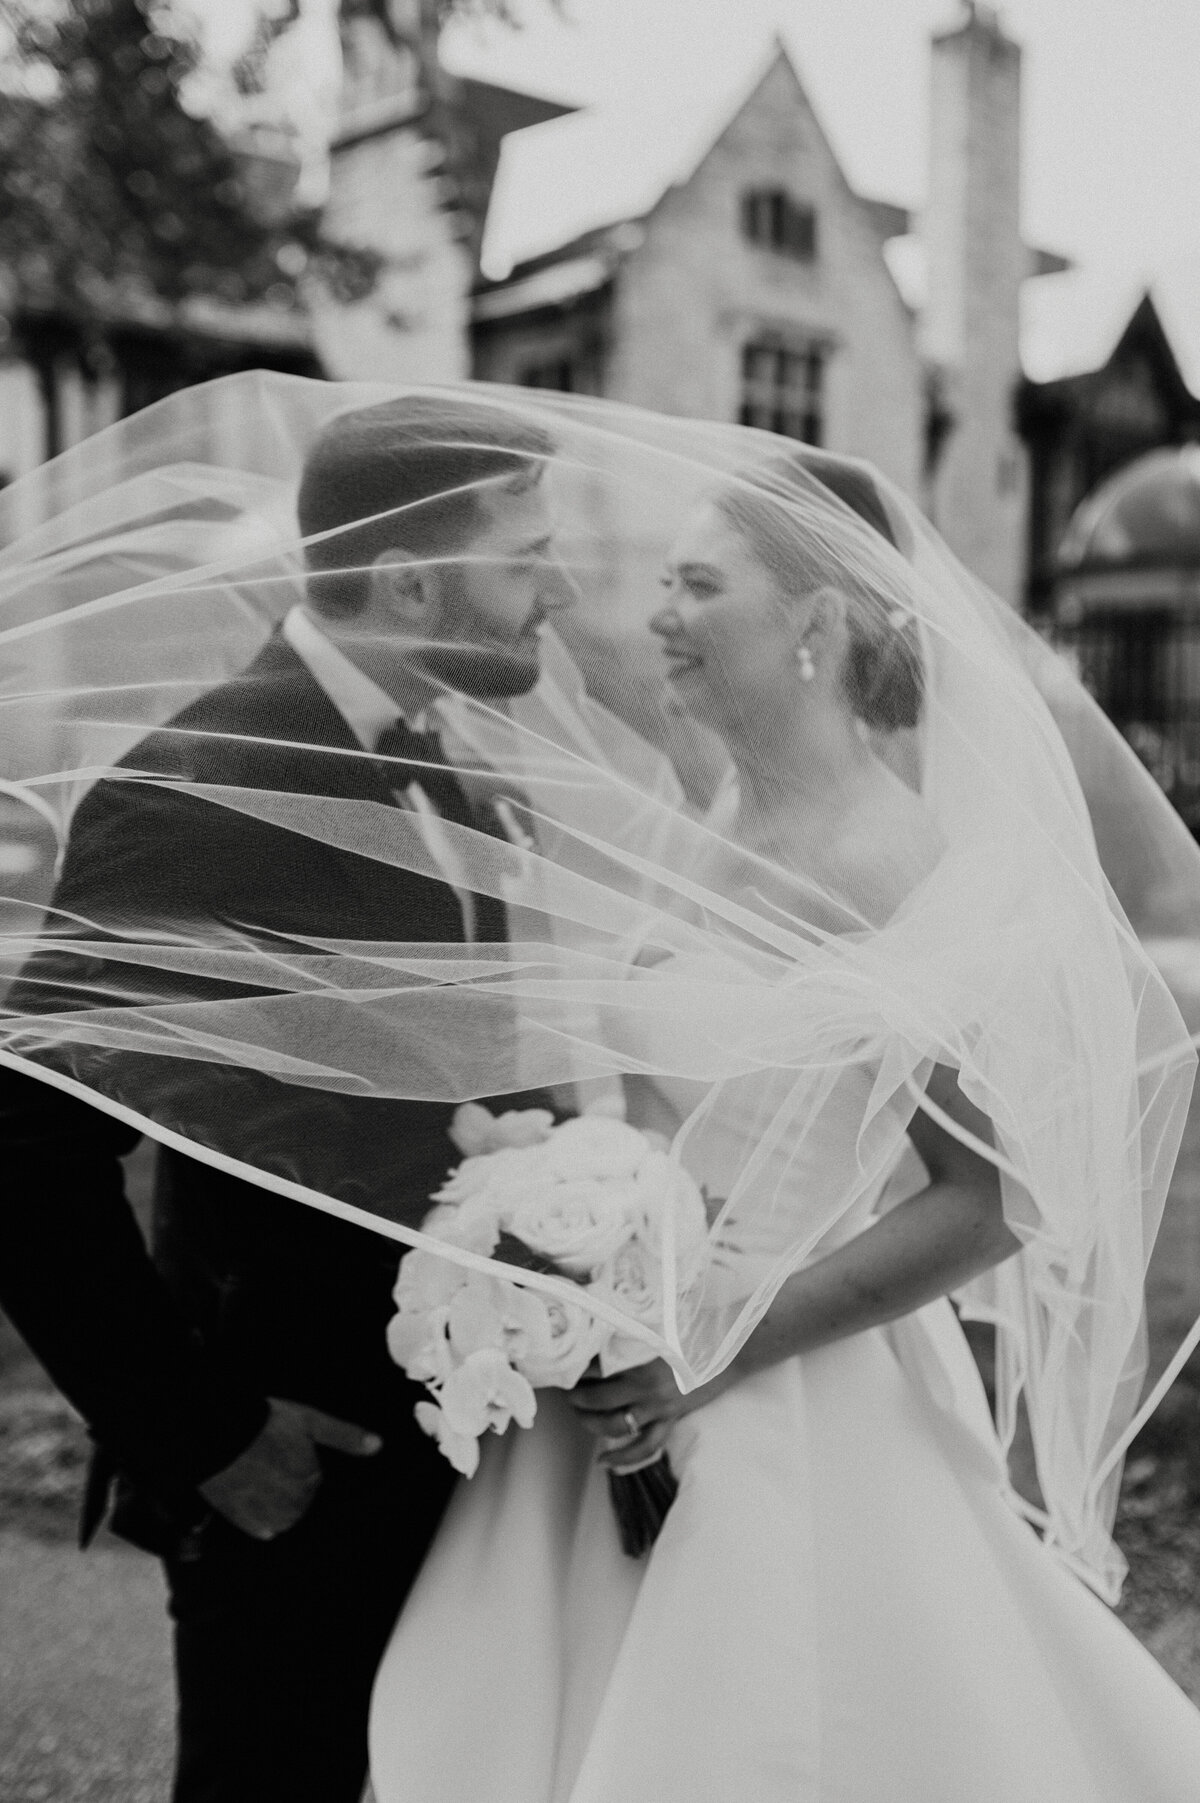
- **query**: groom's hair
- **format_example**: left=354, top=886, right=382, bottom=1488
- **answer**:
left=298, top=394, right=556, bottom=617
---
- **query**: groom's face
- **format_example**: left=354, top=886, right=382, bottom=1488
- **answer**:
left=422, top=479, right=579, bottom=698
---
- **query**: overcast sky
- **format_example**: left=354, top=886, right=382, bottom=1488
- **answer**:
left=443, top=0, right=1198, bottom=267
left=211, top=0, right=1200, bottom=386
left=442, top=0, right=1200, bottom=385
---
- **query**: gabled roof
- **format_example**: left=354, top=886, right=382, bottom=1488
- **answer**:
left=883, top=236, right=1073, bottom=321
left=480, top=38, right=881, bottom=282
left=1022, top=258, right=1200, bottom=397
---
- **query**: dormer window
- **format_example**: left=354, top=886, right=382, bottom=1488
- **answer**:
left=741, top=189, right=817, bottom=262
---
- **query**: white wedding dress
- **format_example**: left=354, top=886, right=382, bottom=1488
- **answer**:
left=369, top=1072, right=1200, bottom=1803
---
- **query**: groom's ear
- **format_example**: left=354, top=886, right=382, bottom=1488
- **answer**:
left=369, top=545, right=434, bottom=625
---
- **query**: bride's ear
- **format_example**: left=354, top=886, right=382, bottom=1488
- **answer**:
left=798, top=585, right=845, bottom=662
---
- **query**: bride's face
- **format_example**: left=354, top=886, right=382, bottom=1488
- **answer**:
left=650, top=503, right=801, bottom=735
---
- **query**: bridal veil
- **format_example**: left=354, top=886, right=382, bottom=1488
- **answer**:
left=1, top=371, right=1198, bottom=1603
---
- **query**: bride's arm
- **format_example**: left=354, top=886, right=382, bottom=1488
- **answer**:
left=726, top=1064, right=1018, bottom=1372
left=572, top=1064, right=1020, bottom=1467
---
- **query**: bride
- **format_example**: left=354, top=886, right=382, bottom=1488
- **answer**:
left=369, top=450, right=1200, bottom=1801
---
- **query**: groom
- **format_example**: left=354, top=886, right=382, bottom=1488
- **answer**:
left=0, top=394, right=576, bottom=1803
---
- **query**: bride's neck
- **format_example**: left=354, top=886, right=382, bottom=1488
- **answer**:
left=727, top=701, right=875, bottom=826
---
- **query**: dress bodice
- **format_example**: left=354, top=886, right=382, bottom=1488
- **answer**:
left=624, top=1060, right=916, bottom=1273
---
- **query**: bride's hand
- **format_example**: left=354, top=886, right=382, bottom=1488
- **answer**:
left=569, top=1358, right=741, bottom=1471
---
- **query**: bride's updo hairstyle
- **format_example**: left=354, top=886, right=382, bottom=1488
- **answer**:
left=713, top=451, right=924, bottom=732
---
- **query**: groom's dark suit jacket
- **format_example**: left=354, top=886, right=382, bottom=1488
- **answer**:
left=0, top=632, right=541, bottom=1541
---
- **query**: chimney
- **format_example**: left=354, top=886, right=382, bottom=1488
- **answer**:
left=921, top=3, right=1028, bottom=604
left=336, top=1, right=421, bottom=130
left=308, top=0, right=471, bottom=384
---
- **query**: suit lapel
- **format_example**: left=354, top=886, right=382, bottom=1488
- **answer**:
left=235, top=634, right=518, bottom=943
left=204, top=633, right=522, bottom=945
left=214, top=632, right=399, bottom=811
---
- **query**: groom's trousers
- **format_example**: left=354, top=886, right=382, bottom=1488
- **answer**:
left=163, top=1435, right=456, bottom=1803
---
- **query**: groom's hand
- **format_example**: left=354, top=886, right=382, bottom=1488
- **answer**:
left=197, top=1397, right=382, bottom=1541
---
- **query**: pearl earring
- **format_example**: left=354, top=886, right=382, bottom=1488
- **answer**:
left=795, top=643, right=815, bottom=683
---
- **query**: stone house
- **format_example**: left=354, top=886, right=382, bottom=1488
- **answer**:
left=0, top=0, right=1194, bottom=614
left=470, top=10, right=1071, bottom=606
left=474, top=45, right=922, bottom=498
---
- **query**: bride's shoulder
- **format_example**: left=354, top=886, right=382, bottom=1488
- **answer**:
left=838, top=773, right=943, bottom=925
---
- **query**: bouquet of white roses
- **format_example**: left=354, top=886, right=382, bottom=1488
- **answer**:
left=385, top=1103, right=709, bottom=1553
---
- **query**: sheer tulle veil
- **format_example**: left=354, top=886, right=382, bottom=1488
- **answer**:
left=2, top=370, right=1199, bottom=1603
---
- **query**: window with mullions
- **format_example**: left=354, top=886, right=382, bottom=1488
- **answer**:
left=741, top=189, right=817, bottom=262
left=519, top=351, right=605, bottom=397
left=739, top=341, right=825, bottom=444
left=520, top=358, right=580, bottom=393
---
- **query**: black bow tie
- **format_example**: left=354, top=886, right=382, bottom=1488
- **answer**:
left=373, top=719, right=474, bottom=825
left=373, top=718, right=449, bottom=776
left=372, top=721, right=509, bottom=945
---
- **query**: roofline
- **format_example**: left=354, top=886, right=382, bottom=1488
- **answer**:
left=1021, top=290, right=1200, bottom=407
left=452, top=75, right=579, bottom=120
left=482, top=36, right=810, bottom=275
left=332, top=74, right=577, bottom=156
left=472, top=252, right=614, bottom=323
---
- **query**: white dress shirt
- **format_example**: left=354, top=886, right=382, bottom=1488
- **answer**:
left=282, top=605, right=480, bottom=939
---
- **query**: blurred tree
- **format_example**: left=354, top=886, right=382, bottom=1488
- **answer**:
left=341, top=1, right=564, bottom=120
left=343, top=1, right=540, bottom=57
left=335, top=0, right=565, bottom=264
left=0, top=0, right=377, bottom=331
left=230, top=0, right=304, bottom=100
left=0, top=0, right=561, bottom=452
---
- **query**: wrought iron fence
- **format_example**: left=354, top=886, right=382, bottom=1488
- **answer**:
left=1049, top=612, right=1200, bottom=838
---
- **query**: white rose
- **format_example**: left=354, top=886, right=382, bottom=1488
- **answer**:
left=439, top=1348, right=538, bottom=1439
left=501, top=1176, right=637, bottom=1276
left=590, top=1238, right=668, bottom=1376
left=420, top=1198, right=503, bottom=1256
left=505, top=1286, right=609, bottom=1389
left=539, top=1116, right=651, bottom=1180
left=414, top=1399, right=481, bottom=1477
left=434, top=1144, right=547, bottom=1205
left=595, top=1235, right=663, bottom=1323
left=631, top=1152, right=710, bottom=1278
left=449, top=1103, right=555, bottom=1157
left=491, top=1109, right=557, bottom=1147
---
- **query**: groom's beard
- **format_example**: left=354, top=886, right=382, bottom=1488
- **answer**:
left=421, top=643, right=541, bottom=699
left=418, top=588, right=544, bottom=700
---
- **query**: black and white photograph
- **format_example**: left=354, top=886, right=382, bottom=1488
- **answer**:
left=3, top=2, right=1200, bottom=1799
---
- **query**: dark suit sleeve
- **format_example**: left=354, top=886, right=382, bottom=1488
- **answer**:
left=0, top=1063, right=269, bottom=1496
left=0, top=781, right=270, bottom=1496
